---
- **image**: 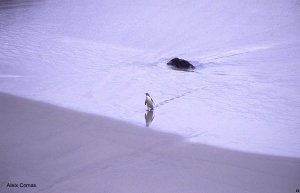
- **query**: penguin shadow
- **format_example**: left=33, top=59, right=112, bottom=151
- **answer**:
left=145, top=110, right=155, bottom=127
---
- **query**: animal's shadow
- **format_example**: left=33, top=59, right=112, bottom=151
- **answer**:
left=145, top=110, right=155, bottom=127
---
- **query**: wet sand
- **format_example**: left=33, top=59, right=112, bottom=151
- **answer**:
left=0, top=93, right=299, bottom=193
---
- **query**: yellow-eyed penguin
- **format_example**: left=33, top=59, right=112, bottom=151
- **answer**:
left=145, top=93, right=154, bottom=111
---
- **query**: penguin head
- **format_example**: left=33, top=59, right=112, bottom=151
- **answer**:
left=145, top=93, right=150, bottom=96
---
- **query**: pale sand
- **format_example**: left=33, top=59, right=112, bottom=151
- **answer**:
left=0, top=93, right=299, bottom=193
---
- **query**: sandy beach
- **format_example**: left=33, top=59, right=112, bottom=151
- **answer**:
left=0, top=92, right=299, bottom=193
left=1, top=0, right=300, bottom=192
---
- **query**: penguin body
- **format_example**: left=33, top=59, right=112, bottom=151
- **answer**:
left=145, top=93, right=154, bottom=111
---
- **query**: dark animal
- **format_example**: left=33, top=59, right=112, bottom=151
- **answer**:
left=167, top=58, right=195, bottom=70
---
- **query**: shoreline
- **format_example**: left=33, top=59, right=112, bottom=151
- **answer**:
left=0, top=93, right=299, bottom=193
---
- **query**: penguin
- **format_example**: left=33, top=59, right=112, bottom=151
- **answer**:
left=145, top=93, right=155, bottom=111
